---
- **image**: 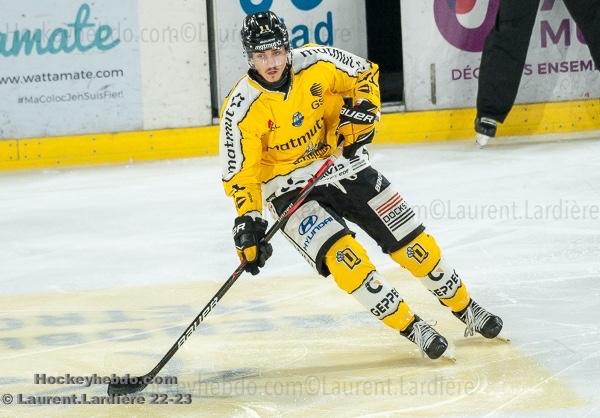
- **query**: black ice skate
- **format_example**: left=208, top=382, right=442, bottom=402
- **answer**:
left=453, top=300, right=503, bottom=339
left=400, top=315, right=448, bottom=359
left=474, top=116, right=498, bottom=147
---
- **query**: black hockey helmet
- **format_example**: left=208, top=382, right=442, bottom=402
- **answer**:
left=241, top=11, right=290, bottom=58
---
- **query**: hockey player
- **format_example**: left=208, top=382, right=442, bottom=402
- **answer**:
left=220, top=11, right=503, bottom=359
left=475, top=0, right=600, bottom=147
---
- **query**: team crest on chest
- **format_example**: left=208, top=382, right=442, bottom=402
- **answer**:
left=292, top=112, right=304, bottom=127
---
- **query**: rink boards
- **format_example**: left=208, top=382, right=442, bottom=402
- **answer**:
left=1, top=98, right=598, bottom=171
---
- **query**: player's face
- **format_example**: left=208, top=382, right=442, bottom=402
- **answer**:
left=251, top=47, right=287, bottom=83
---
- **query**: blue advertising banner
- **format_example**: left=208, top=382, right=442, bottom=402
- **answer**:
left=212, top=0, right=368, bottom=109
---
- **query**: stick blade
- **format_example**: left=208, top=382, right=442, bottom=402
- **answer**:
left=107, top=380, right=148, bottom=396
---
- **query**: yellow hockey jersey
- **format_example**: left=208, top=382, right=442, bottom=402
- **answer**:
left=220, top=45, right=380, bottom=216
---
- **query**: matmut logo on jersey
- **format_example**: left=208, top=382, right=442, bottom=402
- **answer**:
left=222, top=93, right=247, bottom=179
left=267, top=118, right=323, bottom=151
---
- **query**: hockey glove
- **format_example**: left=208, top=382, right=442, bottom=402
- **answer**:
left=337, top=99, right=379, bottom=158
left=233, top=212, right=273, bottom=276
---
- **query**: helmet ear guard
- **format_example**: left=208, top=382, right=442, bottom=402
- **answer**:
left=241, top=11, right=290, bottom=67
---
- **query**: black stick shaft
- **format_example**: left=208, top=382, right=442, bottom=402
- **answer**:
left=114, top=151, right=339, bottom=386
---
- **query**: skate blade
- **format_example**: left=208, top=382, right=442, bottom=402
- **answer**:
left=475, top=133, right=490, bottom=148
left=439, top=343, right=456, bottom=362
left=441, top=352, right=457, bottom=362
left=495, top=335, right=511, bottom=343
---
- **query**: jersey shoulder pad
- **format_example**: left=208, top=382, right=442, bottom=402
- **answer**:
left=291, top=45, right=370, bottom=76
left=222, top=76, right=261, bottom=118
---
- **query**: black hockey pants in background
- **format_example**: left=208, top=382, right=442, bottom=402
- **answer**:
left=476, top=0, right=600, bottom=123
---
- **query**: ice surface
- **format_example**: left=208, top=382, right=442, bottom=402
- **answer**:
left=1, top=135, right=599, bottom=417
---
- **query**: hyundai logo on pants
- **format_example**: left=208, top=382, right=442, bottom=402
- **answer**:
left=299, top=215, right=318, bottom=235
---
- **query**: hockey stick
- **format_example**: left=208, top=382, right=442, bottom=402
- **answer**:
left=107, top=147, right=342, bottom=396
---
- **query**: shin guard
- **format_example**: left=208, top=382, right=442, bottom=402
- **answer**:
left=391, top=232, right=470, bottom=312
left=325, top=235, right=414, bottom=331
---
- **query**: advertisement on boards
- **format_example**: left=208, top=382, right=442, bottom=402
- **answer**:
left=211, top=0, right=368, bottom=111
left=401, top=0, right=600, bottom=111
left=0, top=1, right=142, bottom=139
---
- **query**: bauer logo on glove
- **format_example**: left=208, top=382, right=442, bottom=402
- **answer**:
left=337, top=99, right=380, bottom=146
left=340, top=103, right=378, bottom=124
